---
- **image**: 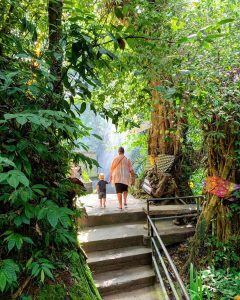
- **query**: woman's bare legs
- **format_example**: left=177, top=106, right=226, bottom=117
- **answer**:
left=117, top=193, right=123, bottom=209
left=123, top=191, right=128, bottom=206
left=103, top=198, right=106, bottom=208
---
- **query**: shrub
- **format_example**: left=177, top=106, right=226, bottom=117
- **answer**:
left=202, top=267, right=240, bottom=300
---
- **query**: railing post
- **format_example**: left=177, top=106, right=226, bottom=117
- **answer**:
left=196, top=197, right=200, bottom=218
left=150, top=221, right=153, bottom=238
left=147, top=200, right=150, bottom=236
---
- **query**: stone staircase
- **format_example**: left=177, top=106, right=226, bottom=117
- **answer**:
left=77, top=194, right=197, bottom=299
left=91, top=251, right=155, bottom=297
left=79, top=221, right=159, bottom=298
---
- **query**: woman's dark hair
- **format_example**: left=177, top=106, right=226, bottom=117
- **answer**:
left=118, top=147, right=124, bottom=154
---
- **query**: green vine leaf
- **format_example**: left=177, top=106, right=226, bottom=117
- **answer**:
left=47, top=209, right=59, bottom=228
left=0, top=272, right=7, bottom=292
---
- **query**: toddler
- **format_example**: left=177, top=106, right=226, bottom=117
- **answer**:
left=96, top=173, right=108, bottom=208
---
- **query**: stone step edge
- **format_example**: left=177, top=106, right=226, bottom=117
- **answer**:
left=94, top=267, right=155, bottom=295
left=81, top=235, right=144, bottom=252
left=88, top=247, right=152, bottom=273
left=103, top=284, right=164, bottom=300
left=79, top=221, right=145, bottom=230
left=85, top=210, right=145, bottom=217
left=94, top=265, right=155, bottom=284
left=98, top=277, right=155, bottom=297
left=78, top=211, right=146, bottom=227
left=88, top=246, right=152, bottom=264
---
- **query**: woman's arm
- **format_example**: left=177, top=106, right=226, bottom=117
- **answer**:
left=109, top=158, right=116, bottom=182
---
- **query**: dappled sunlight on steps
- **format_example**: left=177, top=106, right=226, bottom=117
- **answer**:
left=77, top=194, right=195, bottom=299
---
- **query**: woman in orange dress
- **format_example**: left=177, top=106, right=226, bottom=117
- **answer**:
left=110, top=147, right=134, bottom=209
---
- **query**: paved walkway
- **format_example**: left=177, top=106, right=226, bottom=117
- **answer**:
left=77, top=194, right=195, bottom=246
left=76, top=193, right=146, bottom=215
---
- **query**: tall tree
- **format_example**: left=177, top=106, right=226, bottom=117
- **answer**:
left=48, top=0, right=64, bottom=94
left=0, top=0, right=118, bottom=297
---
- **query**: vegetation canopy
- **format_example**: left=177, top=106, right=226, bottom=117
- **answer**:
left=0, top=0, right=240, bottom=299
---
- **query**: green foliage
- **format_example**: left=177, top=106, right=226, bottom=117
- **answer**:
left=37, top=285, right=65, bottom=300
left=0, top=0, right=122, bottom=297
left=202, top=267, right=240, bottom=300
left=125, top=132, right=148, bottom=156
left=207, top=236, right=240, bottom=268
left=3, top=231, right=34, bottom=252
left=82, top=170, right=90, bottom=182
left=0, top=260, right=19, bottom=292
left=66, top=250, right=102, bottom=300
left=189, top=263, right=206, bottom=300
left=35, top=251, right=101, bottom=300
left=187, top=115, right=204, bottom=152
left=1, top=0, right=240, bottom=297
left=27, top=257, right=55, bottom=283
left=124, top=132, right=148, bottom=176
left=189, top=265, right=240, bottom=300
left=189, top=168, right=206, bottom=195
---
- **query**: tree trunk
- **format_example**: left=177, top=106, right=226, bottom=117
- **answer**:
left=148, top=82, right=182, bottom=157
left=48, top=0, right=64, bottom=95
left=148, top=81, right=191, bottom=197
left=187, top=123, right=240, bottom=265
left=0, top=1, right=15, bottom=56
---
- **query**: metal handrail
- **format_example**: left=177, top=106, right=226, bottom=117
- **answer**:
left=146, top=195, right=204, bottom=298
left=152, top=237, right=180, bottom=299
left=148, top=215, right=191, bottom=300
left=147, top=195, right=205, bottom=217
left=148, top=195, right=204, bottom=201
left=152, top=255, right=170, bottom=300
left=151, top=213, right=197, bottom=221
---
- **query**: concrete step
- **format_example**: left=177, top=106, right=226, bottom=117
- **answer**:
left=144, top=204, right=198, bottom=216
left=80, top=210, right=145, bottom=227
left=103, top=284, right=164, bottom=300
left=94, top=265, right=155, bottom=297
left=78, top=222, right=146, bottom=252
left=161, top=227, right=195, bottom=245
left=79, top=219, right=195, bottom=252
left=144, top=220, right=195, bottom=246
left=88, top=246, right=152, bottom=273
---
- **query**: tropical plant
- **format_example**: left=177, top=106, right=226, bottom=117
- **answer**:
left=0, top=0, right=126, bottom=297
left=202, top=267, right=240, bottom=300
left=189, top=263, right=206, bottom=300
left=1, top=0, right=240, bottom=298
